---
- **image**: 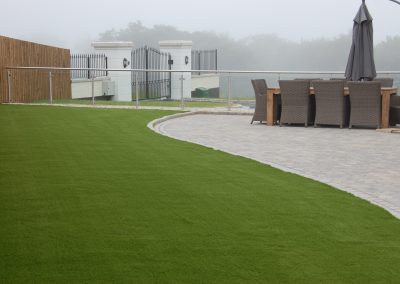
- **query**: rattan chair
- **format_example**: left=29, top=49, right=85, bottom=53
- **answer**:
left=250, top=79, right=281, bottom=124
left=294, top=79, right=320, bottom=120
left=329, top=78, right=349, bottom=87
left=313, top=80, right=348, bottom=128
left=374, top=77, right=393, bottom=88
left=348, top=81, right=381, bottom=129
left=390, top=95, right=400, bottom=126
left=279, top=80, right=311, bottom=127
left=294, top=78, right=322, bottom=87
left=250, top=79, right=268, bottom=124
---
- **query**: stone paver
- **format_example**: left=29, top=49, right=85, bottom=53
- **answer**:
left=155, top=114, right=400, bottom=219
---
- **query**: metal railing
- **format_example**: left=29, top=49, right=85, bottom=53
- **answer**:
left=4, top=66, right=400, bottom=110
left=8, top=66, right=400, bottom=75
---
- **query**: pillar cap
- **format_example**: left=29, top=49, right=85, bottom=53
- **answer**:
left=159, top=40, right=193, bottom=49
left=92, top=41, right=134, bottom=49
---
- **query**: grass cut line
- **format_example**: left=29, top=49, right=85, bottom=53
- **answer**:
left=0, top=105, right=400, bottom=283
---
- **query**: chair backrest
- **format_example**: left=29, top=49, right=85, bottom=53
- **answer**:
left=348, top=81, right=381, bottom=107
left=374, top=77, right=393, bottom=88
left=329, top=78, right=349, bottom=87
left=313, top=80, right=345, bottom=102
left=294, top=78, right=322, bottom=87
left=279, top=80, right=310, bottom=106
left=251, top=79, right=267, bottom=113
left=251, top=79, right=268, bottom=96
left=391, top=94, right=400, bottom=107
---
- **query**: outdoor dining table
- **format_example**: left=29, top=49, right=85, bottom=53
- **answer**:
left=266, top=87, right=398, bottom=128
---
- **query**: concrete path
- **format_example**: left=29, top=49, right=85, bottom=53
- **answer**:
left=154, top=113, right=400, bottom=219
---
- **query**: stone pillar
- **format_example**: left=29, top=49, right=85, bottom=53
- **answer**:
left=92, top=42, right=133, bottom=102
left=159, top=40, right=192, bottom=100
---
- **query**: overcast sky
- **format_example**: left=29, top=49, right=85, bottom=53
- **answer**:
left=1, top=0, right=400, bottom=50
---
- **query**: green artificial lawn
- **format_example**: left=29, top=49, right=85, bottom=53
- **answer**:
left=0, top=104, right=400, bottom=283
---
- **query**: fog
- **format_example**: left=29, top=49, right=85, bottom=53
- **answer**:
left=2, top=0, right=400, bottom=74
left=1, top=0, right=400, bottom=50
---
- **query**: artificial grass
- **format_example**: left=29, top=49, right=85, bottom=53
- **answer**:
left=0, top=104, right=400, bottom=283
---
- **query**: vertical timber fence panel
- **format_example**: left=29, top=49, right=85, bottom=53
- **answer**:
left=0, top=36, right=71, bottom=103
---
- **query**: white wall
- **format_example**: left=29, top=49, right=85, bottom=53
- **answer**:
left=159, top=40, right=192, bottom=100
left=191, top=74, right=220, bottom=91
left=92, top=42, right=133, bottom=102
left=71, top=78, right=107, bottom=99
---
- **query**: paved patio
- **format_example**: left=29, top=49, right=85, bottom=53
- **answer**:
left=155, top=113, right=400, bottom=219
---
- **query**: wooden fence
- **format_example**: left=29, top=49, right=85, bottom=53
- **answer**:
left=0, top=36, right=71, bottom=103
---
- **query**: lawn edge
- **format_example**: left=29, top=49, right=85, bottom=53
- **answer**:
left=148, top=112, right=400, bottom=219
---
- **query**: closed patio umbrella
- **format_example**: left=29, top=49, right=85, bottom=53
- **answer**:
left=345, top=0, right=376, bottom=81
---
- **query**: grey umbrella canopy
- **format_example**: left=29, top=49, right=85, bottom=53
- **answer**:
left=345, top=0, right=376, bottom=81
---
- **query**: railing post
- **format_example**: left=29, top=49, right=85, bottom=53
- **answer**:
left=7, top=70, right=12, bottom=103
left=169, top=70, right=172, bottom=99
left=215, top=49, right=218, bottom=71
left=227, top=72, right=232, bottom=111
left=168, top=54, right=172, bottom=98
left=91, top=73, right=95, bottom=105
left=180, top=73, right=185, bottom=110
left=105, top=56, right=108, bottom=77
left=48, top=71, right=53, bottom=104
left=198, top=51, right=201, bottom=76
left=87, top=55, right=91, bottom=79
left=145, top=47, right=149, bottom=99
left=135, top=72, right=140, bottom=109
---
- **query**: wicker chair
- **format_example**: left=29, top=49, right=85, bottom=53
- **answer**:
left=374, top=77, right=393, bottom=88
left=390, top=95, right=400, bottom=126
left=330, top=78, right=349, bottom=87
left=313, top=80, right=348, bottom=128
left=294, top=78, right=322, bottom=87
left=348, top=81, right=381, bottom=129
left=279, top=80, right=311, bottom=127
left=250, top=79, right=281, bottom=124
left=294, top=79, right=320, bottom=120
left=250, top=79, right=268, bottom=124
